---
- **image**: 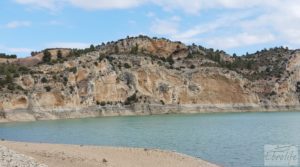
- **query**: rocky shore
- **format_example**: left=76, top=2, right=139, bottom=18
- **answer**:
left=1, top=103, right=300, bottom=123
left=0, top=145, right=47, bottom=167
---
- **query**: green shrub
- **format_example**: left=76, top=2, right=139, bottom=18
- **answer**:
left=57, top=50, right=63, bottom=59
left=114, top=45, right=119, bottom=54
left=69, top=86, right=74, bottom=93
left=124, top=63, right=131, bottom=69
left=166, top=56, right=174, bottom=65
left=52, top=75, right=57, bottom=80
left=7, top=84, right=15, bottom=91
left=18, top=66, right=30, bottom=74
left=41, top=77, right=48, bottom=83
left=125, top=93, right=138, bottom=105
left=100, top=101, right=106, bottom=106
left=96, top=101, right=106, bottom=106
left=44, top=86, right=51, bottom=92
left=68, top=67, right=77, bottom=74
left=13, top=73, right=20, bottom=78
left=63, top=77, right=68, bottom=86
left=0, top=110, right=6, bottom=118
left=5, top=73, right=13, bottom=84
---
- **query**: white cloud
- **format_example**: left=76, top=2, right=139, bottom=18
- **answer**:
left=13, top=0, right=268, bottom=12
left=0, top=45, right=33, bottom=57
left=171, top=15, right=240, bottom=41
left=150, top=18, right=179, bottom=35
left=47, top=20, right=63, bottom=25
left=14, top=0, right=63, bottom=10
left=68, top=0, right=145, bottom=10
left=146, top=11, right=155, bottom=18
left=6, top=47, right=33, bottom=53
left=13, top=0, right=298, bottom=16
left=148, top=1, right=300, bottom=49
left=4, top=21, right=31, bottom=29
left=13, top=0, right=300, bottom=50
left=204, top=33, right=275, bottom=49
left=128, top=20, right=137, bottom=26
left=151, top=0, right=202, bottom=14
left=47, top=42, right=91, bottom=49
left=14, top=0, right=146, bottom=10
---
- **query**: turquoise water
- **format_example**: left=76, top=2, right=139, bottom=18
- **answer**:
left=0, top=112, right=300, bottom=167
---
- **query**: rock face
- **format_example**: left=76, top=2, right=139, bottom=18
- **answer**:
left=0, top=36, right=300, bottom=122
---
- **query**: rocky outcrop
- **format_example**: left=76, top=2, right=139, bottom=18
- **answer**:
left=1, top=36, right=300, bottom=122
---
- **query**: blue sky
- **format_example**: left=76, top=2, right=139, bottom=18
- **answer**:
left=1, top=0, right=300, bottom=57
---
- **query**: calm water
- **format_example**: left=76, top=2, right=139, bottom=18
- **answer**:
left=0, top=112, right=300, bottom=167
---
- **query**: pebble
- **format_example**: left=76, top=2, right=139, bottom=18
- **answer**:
left=0, top=145, right=47, bottom=167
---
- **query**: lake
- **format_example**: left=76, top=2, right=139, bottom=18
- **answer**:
left=0, top=112, right=300, bottom=167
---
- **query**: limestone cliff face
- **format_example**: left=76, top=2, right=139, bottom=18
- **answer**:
left=0, top=36, right=299, bottom=121
left=271, top=51, right=300, bottom=105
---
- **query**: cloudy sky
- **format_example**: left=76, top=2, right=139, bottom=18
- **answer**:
left=1, top=0, right=300, bottom=57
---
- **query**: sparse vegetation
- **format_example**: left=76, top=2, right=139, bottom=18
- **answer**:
left=0, top=64, right=31, bottom=89
left=0, top=37, right=297, bottom=112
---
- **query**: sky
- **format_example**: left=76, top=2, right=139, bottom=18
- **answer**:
left=1, top=0, right=300, bottom=57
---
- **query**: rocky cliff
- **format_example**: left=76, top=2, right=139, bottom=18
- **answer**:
left=1, top=36, right=300, bottom=122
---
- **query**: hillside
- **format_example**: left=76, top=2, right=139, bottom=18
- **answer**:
left=1, top=36, right=300, bottom=122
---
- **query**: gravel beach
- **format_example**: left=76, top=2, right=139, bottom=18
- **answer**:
left=0, top=141, right=219, bottom=167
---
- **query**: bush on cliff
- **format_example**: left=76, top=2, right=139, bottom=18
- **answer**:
left=125, top=93, right=138, bottom=105
left=124, top=63, right=131, bottom=69
left=130, top=44, right=139, bottom=54
left=44, top=86, right=51, bottom=92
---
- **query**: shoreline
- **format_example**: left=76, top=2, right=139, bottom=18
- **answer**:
left=1, top=103, right=300, bottom=123
left=0, top=141, right=219, bottom=167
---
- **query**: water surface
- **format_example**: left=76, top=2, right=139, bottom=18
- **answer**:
left=0, top=112, right=300, bottom=167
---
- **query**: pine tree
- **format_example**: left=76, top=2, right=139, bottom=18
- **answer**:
left=42, top=50, right=52, bottom=63
left=57, top=50, right=63, bottom=60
